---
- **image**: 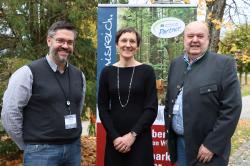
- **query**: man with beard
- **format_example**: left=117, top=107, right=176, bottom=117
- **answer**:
left=164, top=21, right=241, bottom=166
left=1, top=21, right=86, bottom=166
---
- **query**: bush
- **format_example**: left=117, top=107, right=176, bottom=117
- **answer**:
left=0, top=123, right=22, bottom=160
left=0, top=57, right=29, bottom=160
left=0, top=138, right=22, bottom=160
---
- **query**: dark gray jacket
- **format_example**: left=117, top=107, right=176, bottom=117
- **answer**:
left=165, top=51, right=242, bottom=166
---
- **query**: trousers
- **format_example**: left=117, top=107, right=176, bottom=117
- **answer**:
left=177, top=136, right=187, bottom=166
left=23, top=138, right=81, bottom=166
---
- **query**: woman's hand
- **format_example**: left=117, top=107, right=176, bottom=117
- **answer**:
left=113, top=132, right=136, bottom=153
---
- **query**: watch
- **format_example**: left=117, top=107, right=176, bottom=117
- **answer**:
left=130, top=131, right=137, bottom=137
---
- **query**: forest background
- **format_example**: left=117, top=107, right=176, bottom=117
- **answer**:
left=0, top=0, right=249, bottom=165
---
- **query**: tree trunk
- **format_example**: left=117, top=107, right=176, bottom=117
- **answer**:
left=149, top=8, right=159, bottom=64
left=165, top=38, right=175, bottom=62
left=239, top=72, right=242, bottom=85
left=245, top=72, right=248, bottom=85
left=206, top=0, right=226, bottom=52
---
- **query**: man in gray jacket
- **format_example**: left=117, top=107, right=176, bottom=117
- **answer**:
left=164, top=21, right=242, bottom=166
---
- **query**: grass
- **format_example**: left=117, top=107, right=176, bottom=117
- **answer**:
left=231, top=120, right=250, bottom=154
left=239, top=75, right=250, bottom=96
left=231, top=77, right=250, bottom=155
left=241, top=83, right=250, bottom=96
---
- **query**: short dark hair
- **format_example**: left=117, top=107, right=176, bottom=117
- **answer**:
left=47, top=20, right=77, bottom=39
left=115, top=27, right=141, bottom=47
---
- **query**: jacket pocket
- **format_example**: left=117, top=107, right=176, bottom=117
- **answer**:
left=199, top=84, right=218, bottom=94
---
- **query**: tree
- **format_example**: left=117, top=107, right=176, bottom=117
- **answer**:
left=1, top=0, right=97, bottom=72
left=184, top=0, right=250, bottom=53
left=205, top=0, right=226, bottom=52
left=0, top=0, right=98, bottom=115
left=219, top=24, right=250, bottom=84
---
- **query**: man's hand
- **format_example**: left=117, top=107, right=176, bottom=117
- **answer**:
left=197, top=144, right=214, bottom=163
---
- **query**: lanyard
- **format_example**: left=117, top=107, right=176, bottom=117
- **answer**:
left=54, top=67, right=71, bottom=114
left=173, top=66, right=190, bottom=103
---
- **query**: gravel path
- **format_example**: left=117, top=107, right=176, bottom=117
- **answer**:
left=239, top=95, right=250, bottom=119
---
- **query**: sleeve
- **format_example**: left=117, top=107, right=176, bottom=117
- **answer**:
left=164, top=61, right=173, bottom=125
left=203, top=57, right=242, bottom=155
left=1, top=65, right=33, bottom=150
left=80, top=72, right=86, bottom=114
left=97, top=67, right=120, bottom=140
left=131, top=66, right=158, bottom=135
left=164, top=62, right=173, bottom=139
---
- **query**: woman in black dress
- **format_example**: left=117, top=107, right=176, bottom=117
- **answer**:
left=98, top=27, right=158, bottom=166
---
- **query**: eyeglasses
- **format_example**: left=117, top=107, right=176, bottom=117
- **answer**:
left=52, top=37, right=74, bottom=46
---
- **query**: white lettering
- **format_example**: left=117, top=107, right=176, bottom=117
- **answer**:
left=152, top=129, right=165, bottom=139
left=153, top=141, right=159, bottom=146
left=153, top=152, right=171, bottom=161
left=160, top=140, right=166, bottom=146
left=154, top=164, right=162, bottom=166
left=102, top=15, right=113, bottom=66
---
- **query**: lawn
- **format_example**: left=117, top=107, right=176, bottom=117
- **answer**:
left=231, top=120, right=250, bottom=154
left=241, top=83, right=250, bottom=96
left=239, top=75, right=250, bottom=96
left=231, top=77, right=250, bottom=155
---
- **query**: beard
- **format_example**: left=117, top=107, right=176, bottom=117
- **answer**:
left=49, top=46, right=72, bottom=64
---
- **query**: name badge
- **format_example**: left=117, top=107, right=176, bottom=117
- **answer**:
left=173, top=104, right=180, bottom=114
left=64, top=114, right=77, bottom=129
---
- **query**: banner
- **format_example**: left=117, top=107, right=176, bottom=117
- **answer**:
left=97, top=4, right=196, bottom=166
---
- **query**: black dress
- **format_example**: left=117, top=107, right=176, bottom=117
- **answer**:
left=98, top=64, right=158, bottom=166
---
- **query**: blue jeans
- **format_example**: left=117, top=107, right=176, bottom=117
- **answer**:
left=23, top=138, right=81, bottom=166
left=177, top=136, right=187, bottom=166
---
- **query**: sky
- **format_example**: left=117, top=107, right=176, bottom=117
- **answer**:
left=225, top=0, right=250, bottom=24
left=188, top=0, right=249, bottom=37
left=189, top=0, right=249, bottom=24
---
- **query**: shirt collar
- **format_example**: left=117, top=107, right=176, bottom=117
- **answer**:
left=46, top=55, right=68, bottom=72
left=183, top=52, right=206, bottom=65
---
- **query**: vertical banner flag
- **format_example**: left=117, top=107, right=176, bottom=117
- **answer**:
left=97, top=4, right=197, bottom=166
left=96, top=6, right=117, bottom=166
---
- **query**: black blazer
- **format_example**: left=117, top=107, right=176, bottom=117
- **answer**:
left=164, top=51, right=242, bottom=166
